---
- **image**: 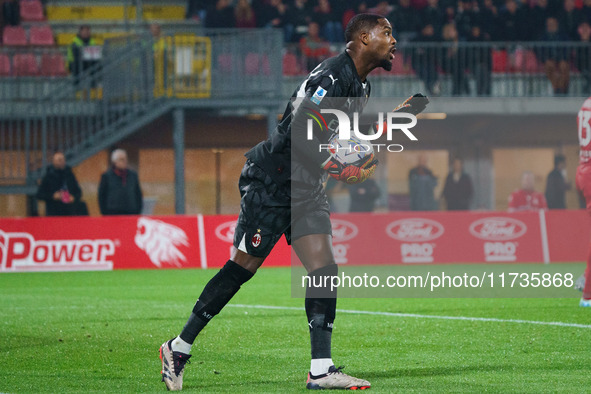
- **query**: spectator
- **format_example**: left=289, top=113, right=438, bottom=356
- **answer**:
left=442, top=158, right=473, bottom=210
left=545, top=154, right=571, bottom=209
left=441, top=22, right=469, bottom=96
left=388, top=0, right=420, bottom=39
left=349, top=178, right=381, bottom=212
left=205, top=0, right=235, bottom=28
left=36, top=152, right=84, bottom=216
left=409, top=154, right=438, bottom=211
left=299, top=21, right=330, bottom=71
left=539, top=17, right=570, bottom=95
left=422, top=0, right=445, bottom=35
left=530, top=0, right=552, bottom=40
left=255, top=0, right=287, bottom=29
left=558, top=0, right=581, bottom=40
left=583, top=0, right=591, bottom=24
left=98, top=149, right=143, bottom=215
left=235, top=0, right=256, bottom=28
left=2, top=0, right=19, bottom=26
left=477, top=0, right=500, bottom=40
left=412, top=24, right=441, bottom=96
left=67, top=25, right=100, bottom=88
left=497, top=0, right=529, bottom=41
left=186, top=0, right=215, bottom=21
left=285, top=0, right=311, bottom=42
left=508, top=171, right=548, bottom=211
left=313, top=0, right=343, bottom=42
left=368, top=1, right=394, bottom=17
left=467, top=25, right=492, bottom=95
left=575, top=21, right=591, bottom=93
left=455, top=0, right=477, bottom=40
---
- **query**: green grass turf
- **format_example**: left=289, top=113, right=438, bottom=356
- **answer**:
left=1, top=265, right=590, bottom=393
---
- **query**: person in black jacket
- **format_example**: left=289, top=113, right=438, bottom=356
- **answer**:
left=349, top=178, right=381, bottom=212
left=98, top=149, right=143, bottom=215
left=36, top=152, right=83, bottom=216
left=545, top=154, right=571, bottom=209
left=442, top=157, right=473, bottom=210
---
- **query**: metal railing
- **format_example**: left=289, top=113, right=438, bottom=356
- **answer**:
left=0, top=29, right=283, bottom=192
left=287, top=41, right=591, bottom=97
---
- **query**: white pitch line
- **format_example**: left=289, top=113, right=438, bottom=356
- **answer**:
left=228, top=304, right=591, bottom=329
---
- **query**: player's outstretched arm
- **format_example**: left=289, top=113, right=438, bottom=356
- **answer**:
left=393, top=93, right=429, bottom=115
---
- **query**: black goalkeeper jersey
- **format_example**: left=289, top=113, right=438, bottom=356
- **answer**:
left=244, top=51, right=371, bottom=192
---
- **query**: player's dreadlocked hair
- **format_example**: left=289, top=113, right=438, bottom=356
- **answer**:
left=344, top=13, right=385, bottom=42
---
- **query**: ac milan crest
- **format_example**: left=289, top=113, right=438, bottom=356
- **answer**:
left=251, top=229, right=262, bottom=248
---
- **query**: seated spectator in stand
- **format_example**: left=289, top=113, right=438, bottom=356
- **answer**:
left=98, top=149, right=143, bottom=215
left=477, top=0, right=500, bottom=40
left=349, top=178, right=381, bottom=212
left=299, top=21, right=330, bottom=71
left=422, top=0, right=444, bottom=35
left=388, top=0, right=420, bottom=40
left=409, top=154, right=438, bottom=211
left=412, top=24, right=441, bottom=96
left=497, top=0, right=529, bottom=41
left=205, top=0, right=235, bottom=28
left=36, top=152, right=84, bottom=216
left=2, top=0, right=20, bottom=26
left=575, top=21, right=591, bottom=93
left=67, top=25, right=100, bottom=88
left=558, top=0, right=582, bottom=40
left=441, top=22, right=469, bottom=96
left=186, top=0, right=215, bottom=21
left=467, top=25, right=492, bottom=95
left=235, top=0, right=256, bottom=28
left=442, top=158, right=473, bottom=210
left=455, top=0, right=477, bottom=40
left=313, top=0, right=343, bottom=42
left=530, top=0, right=552, bottom=40
left=286, top=0, right=312, bottom=43
left=545, top=154, right=571, bottom=209
left=368, top=1, right=394, bottom=17
left=584, top=0, right=591, bottom=25
left=538, top=17, right=570, bottom=95
left=508, top=171, right=548, bottom=211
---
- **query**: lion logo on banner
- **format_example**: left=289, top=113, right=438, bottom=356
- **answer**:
left=134, top=218, right=189, bottom=268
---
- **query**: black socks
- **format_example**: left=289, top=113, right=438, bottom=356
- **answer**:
left=305, top=264, right=338, bottom=359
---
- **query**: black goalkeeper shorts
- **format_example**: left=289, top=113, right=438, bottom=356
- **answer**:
left=233, top=160, right=331, bottom=258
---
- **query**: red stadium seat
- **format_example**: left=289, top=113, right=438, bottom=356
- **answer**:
left=0, top=54, right=11, bottom=76
left=245, top=53, right=270, bottom=75
left=20, top=0, right=45, bottom=22
left=29, top=25, right=55, bottom=46
left=40, top=53, right=67, bottom=76
left=12, top=53, right=39, bottom=76
left=492, top=49, right=508, bottom=73
left=2, top=26, right=27, bottom=46
left=282, top=52, right=302, bottom=75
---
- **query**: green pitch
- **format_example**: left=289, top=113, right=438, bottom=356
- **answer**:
left=1, top=265, right=590, bottom=393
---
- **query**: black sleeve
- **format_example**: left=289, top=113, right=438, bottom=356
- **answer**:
left=36, top=173, right=54, bottom=202
left=98, top=173, right=108, bottom=215
left=68, top=171, right=82, bottom=201
left=545, top=172, right=562, bottom=208
left=135, top=174, right=143, bottom=214
left=290, top=69, right=349, bottom=168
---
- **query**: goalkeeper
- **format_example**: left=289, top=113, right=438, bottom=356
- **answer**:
left=159, top=13, right=428, bottom=391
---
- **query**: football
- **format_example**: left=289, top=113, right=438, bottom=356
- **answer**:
left=327, top=133, right=374, bottom=167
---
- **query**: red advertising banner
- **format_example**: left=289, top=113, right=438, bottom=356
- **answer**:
left=330, top=211, right=545, bottom=265
left=544, top=210, right=591, bottom=262
left=0, top=210, right=587, bottom=273
left=0, top=216, right=201, bottom=272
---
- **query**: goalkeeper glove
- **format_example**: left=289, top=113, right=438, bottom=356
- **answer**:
left=322, top=154, right=378, bottom=185
left=393, top=93, right=429, bottom=115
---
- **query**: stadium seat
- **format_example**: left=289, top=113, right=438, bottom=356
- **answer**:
left=40, top=53, right=67, bottom=76
left=492, top=50, right=508, bottom=73
left=12, top=53, right=39, bottom=76
left=282, top=52, right=302, bottom=76
left=0, top=54, right=11, bottom=76
left=2, top=26, right=27, bottom=46
left=20, top=0, right=45, bottom=22
left=29, top=25, right=55, bottom=46
left=217, top=54, right=233, bottom=73
left=245, top=53, right=270, bottom=75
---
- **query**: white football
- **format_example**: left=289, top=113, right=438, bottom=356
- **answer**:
left=327, top=133, right=374, bottom=167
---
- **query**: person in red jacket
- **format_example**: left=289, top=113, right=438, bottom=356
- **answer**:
left=507, top=171, right=548, bottom=212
